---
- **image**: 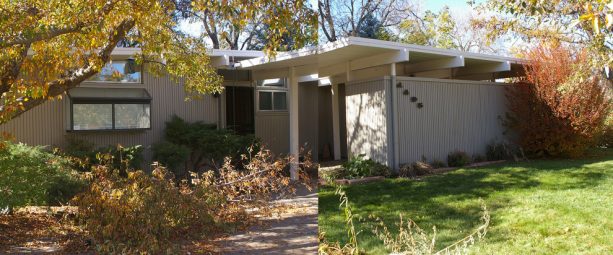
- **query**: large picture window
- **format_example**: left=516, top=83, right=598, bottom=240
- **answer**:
left=88, top=59, right=142, bottom=83
left=258, top=91, right=287, bottom=111
left=68, top=88, right=151, bottom=131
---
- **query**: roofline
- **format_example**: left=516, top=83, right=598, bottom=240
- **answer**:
left=239, top=36, right=525, bottom=69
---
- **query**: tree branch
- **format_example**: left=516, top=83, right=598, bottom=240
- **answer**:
left=1, top=19, right=135, bottom=121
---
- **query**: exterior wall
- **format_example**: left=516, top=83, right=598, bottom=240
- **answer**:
left=318, top=86, right=334, bottom=161
left=394, top=77, right=507, bottom=165
left=299, top=82, right=319, bottom=161
left=345, top=79, right=389, bottom=165
left=0, top=72, right=219, bottom=164
left=255, top=112, right=289, bottom=155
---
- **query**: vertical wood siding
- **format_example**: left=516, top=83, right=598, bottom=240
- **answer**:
left=0, top=72, right=219, bottom=164
left=299, top=82, right=319, bottom=161
left=394, top=77, right=507, bottom=165
left=345, top=79, right=389, bottom=165
left=255, top=112, right=289, bottom=155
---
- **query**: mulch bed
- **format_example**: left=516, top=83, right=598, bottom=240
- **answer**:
left=0, top=207, right=92, bottom=254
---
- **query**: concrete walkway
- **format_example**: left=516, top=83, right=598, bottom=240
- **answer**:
left=215, top=186, right=318, bottom=254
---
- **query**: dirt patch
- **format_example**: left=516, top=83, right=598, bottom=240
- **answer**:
left=0, top=211, right=92, bottom=254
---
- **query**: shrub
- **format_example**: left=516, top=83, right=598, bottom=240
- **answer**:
left=598, top=114, right=613, bottom=148
left=73, top=146, right=312, bottom=253
left=0, top=141, right=86, bottom=209
left=505, top=45, right=611, bottom=158
left=398, top=161, right=433, bottom=178
left=153, top=116, right=260, bottom=177
left=342, top=154, right=390, bottom=179
left=430, top=159, right=446, bottom=169
left=64, top=138, right=143, bottom=172
left=447, top=151, right=471, bottom=167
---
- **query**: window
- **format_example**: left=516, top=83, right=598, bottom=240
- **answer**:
left=89, top=59, right=141, bottom=83
left=257, top=78, right=286, bottom=87
left=258, top=91, right=287, bottom=111
left=68, top=88, right=151, bottom=131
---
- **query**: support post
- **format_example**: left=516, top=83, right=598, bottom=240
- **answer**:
left=331, top=83, right=341, bottom=160
left=289, top=66, right=299, bottom=180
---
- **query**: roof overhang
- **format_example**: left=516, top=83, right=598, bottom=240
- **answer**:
left=238, top=37, right=526, bottom=82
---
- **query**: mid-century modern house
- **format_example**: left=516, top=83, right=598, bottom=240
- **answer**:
left=0, top=37, right=524, bottom=173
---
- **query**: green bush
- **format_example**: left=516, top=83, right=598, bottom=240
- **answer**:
left=153, top=116, right=260, bottom=177
left=430, top=159, right=447, bottom=169
left=447, top=150, right=471, bottom=167
left=0, top=141, right=86, bottom=208
left=342, top=154, right=390, bottom=179
left=473, top=154, right=487, bottom=163
left=64, top=138, right=143, bottom=172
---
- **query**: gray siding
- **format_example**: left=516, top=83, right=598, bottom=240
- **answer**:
left=345, top=79, right=389, bottom=165
left=299, top=82, right=319, bottom=161
left=255, top=112, right=289, bottom=155
left=0, top=72, right=219, bottom=163
left=394, top=77, right=507, bottom=165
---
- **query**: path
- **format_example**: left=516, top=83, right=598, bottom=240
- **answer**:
left=215, top=185, right=318, bottom=254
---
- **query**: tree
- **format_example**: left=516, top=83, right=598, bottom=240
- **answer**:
left=0, top=0, right=317, bottom=123
left=474, top=0, right=612, bottom=68
left=505, top=44, right=611, bottom=158
left=397, top=6, right=501, bottom=53
left=174, top=0, right=317, bottom=50
left=317, top=0, right=419, bottom=42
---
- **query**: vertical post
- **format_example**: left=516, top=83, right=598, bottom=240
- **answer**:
left=390, top=63, right=399, bottom=171
left=331, top=83, right=341, bottom=160
left=289, top=66, right=299, bottom=180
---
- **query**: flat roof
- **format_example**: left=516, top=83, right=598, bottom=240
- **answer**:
left=237, top=37, right=525, bottom=80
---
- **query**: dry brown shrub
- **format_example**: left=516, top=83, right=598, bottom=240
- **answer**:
left=506, top=44, right=611, bottom=158
left=73, top=146, right=312, bottom=253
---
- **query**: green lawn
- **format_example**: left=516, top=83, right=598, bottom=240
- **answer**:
left=319, top=149, right=613, bottom=254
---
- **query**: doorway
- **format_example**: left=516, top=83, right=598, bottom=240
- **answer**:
left=225, top=86, right=255, bottom=135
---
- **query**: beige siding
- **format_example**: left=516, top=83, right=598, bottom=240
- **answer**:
left=255, top=112, right=289, bottom=155
left=0, top=72, right=219, bottom=164
left=299, top=82, right=319, bottom=161
left=345, top=79, right=389, bottom=165
left=395, top=77, right=507, bottom=165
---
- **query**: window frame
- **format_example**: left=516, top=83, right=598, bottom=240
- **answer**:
left=86, top=60, right=144, bottom=84
left=69, top=97, right=152, bottom=132
left=257, top=90, right=288, bottom=112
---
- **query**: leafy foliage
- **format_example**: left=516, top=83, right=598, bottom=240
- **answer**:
left=447, top=151, right=471, bottom=167
left=0, top=141, right=86, bottom=209
left=64, top=138, right=143, bottom=173
left=74, top=146, right=312, bottom=253
left=486, top=142, right=513, bottom=161
left=341, top=154, right=390, bottom=179
left=152, top=116, right=260, bottom=178
left=0, top=0, right=317, bottom=122
left=505, top=45, right=611, bottom=158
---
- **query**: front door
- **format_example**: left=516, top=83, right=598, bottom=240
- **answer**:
left=225, top=86, right=255, bottom=135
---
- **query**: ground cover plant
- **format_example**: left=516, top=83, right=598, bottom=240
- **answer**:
left=319, top=149, right=613, bottom=254
left=0, top=140, right=86, bottom=210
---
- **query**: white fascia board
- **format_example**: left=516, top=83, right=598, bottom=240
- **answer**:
left=455, top=61, right=511, bottom=76
left=347, top=37, right=524, bottom=64
left=404, top=56, right=465, bottom=74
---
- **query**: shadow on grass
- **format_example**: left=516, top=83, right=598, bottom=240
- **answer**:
left=319, top=150, right=613, bottom=252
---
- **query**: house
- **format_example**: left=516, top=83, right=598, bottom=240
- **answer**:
left=0, top=37, right=524, bottom=176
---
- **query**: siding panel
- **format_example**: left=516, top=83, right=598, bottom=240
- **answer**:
left=255, top=112, right=289, bottom=155
left=345, top=79, right=388, bottom=165
left=395, top=77, right=507, bottom=165
left=0, top=72, right=219, bottom=165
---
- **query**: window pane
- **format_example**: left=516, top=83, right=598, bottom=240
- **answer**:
left=89, top=60, right=141, bottom=83
left=73, top=104, right=113, bottom=130
left=259, top=91, right=272, bottom=110
left=273, top=92, right=287, bottom=110
left=114, top=104, right=151, bottom=129
left=258, top=78, right=285, bottom=87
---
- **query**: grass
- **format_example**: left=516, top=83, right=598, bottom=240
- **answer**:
left=319, top=149, right=613, bottom=254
